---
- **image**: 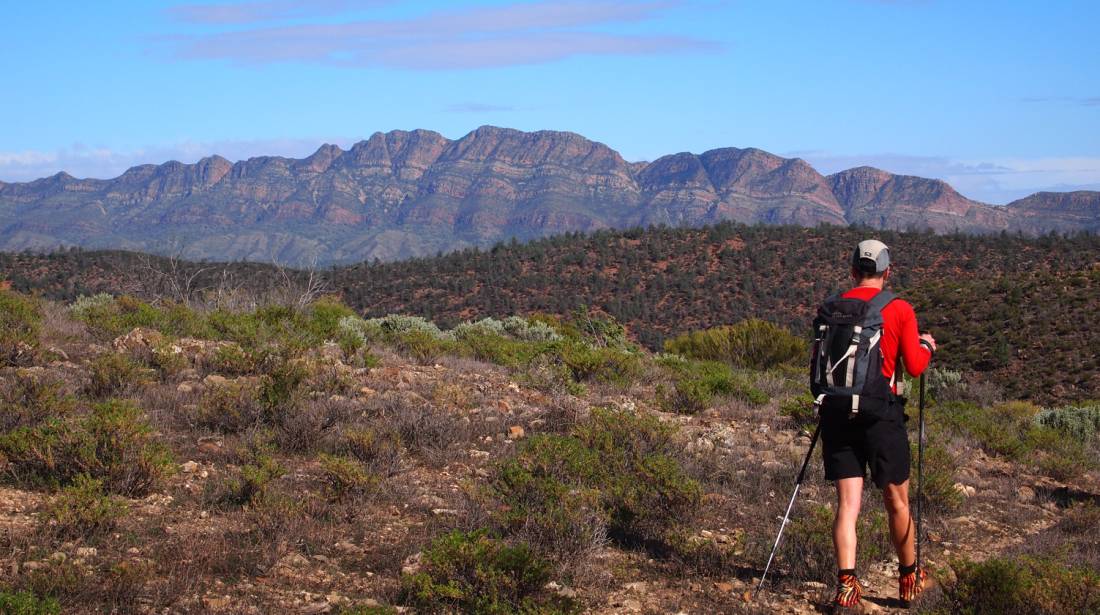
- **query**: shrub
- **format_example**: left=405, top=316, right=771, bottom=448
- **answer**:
left=306, top=297, right=358, bottom=340
left=780, top=504, right=891, bottom=583
left=779, top=393, right=817, bottom=430
left=657, top=359, right=769, bottom=414
left=395, top=330, right=451, bottom=365
left=912, top=441, right=963, bottom=514
left=664, top=319, right=805, bottom=369
left=341, top=428, right=403, bottom=477
left=195, top=379, right=263, bottom=433
left=453, top=317, right=561, bottom=343
left=399, top=530, right=578, bottom=615
left=364, top=314, right=453, bottom=342
left=492, top=407, right=701, bottom=559
left=209, top=449, right=286, bottom=508
left=934, top=401, right=1096, bottom=480
left=257, top=357, right=309, bottom=412
left=39, top=474, right=125, bottom=539
left=0, top=589, right=61, bottom=615
left=85, top=353, right=152, bottom=398
left=339, top=606, right=398, bottom=615
left=206, top=343, right=256, bottom=376
left=317, top=454, right=377, bottom=502
left=574, top=408, right=702, bottom=543
left=457, top=331, right=545, bottom=368
left=929, top=555, right=1100, bottom=614
left=558, top=340, right=643, bottom=385
left=0, top=290, right=41, bottom=366
left=149, top=340, right=188, bottom=377
left=926, top=368, right=966, bottom=402
left=0, top=399, right=173, bottom=495
left=1035, top=403, right=1100, bottom=442
left=492, top=435, right=608, bottom=563
left=0, top=378, right=76, bottom=432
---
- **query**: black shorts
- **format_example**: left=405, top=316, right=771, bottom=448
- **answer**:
left=821, top=402, right=910, bottom=489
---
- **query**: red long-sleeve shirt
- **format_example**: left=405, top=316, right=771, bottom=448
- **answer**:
left=842, top=287, right=931, bottom=392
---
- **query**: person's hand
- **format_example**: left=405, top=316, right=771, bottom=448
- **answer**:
left=920, top=332, right=937, bottom=352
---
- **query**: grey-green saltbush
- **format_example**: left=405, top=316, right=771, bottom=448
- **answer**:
left=1036, top=403, right=1100, bottom=442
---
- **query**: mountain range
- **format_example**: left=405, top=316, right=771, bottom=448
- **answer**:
left=1, top=126, right=1097, bottom=264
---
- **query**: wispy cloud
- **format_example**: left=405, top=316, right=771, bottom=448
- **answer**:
left=164, top=0, right=716, bottom=69
left=0, top=138, right=357, bottom=183
left=796, top=150, right=1100, bottom=204
left=444, top=102, right=516, bottom=113
left=1021, top=96, right=1100, bottom=107
left=168, top=0, right=389, bottom=25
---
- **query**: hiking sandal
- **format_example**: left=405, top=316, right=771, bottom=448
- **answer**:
left=831, top=573, right=863, bottom=613
left=898, top=566, right=927, bottom=606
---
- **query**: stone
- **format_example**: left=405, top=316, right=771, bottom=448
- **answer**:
left=203, top=374, right=229, bottom=387
left=507, top=425, right=525, bottom=440
left=177, top=382, right=197, bottom=394
left=75, top=547, right=97, bottom=558
left=715, top=582, right=734, bottom=593
left=1016, top=486, right=1036, bottom=502
left=181, top=461, right=200, bottom=473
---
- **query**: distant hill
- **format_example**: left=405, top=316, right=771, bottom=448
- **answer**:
left=3, top=224, right=1098, bottom=403
left=1, top=126, right=1097, bottom=265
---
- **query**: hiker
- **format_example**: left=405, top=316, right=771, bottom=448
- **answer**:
left=811, top=239, right=936, bottom=612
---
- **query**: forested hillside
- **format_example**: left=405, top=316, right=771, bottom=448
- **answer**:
left=2, top=224, right=1098, bottom=401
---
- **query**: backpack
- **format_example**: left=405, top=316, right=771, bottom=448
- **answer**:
left=810, top=290, right=899, bottom=417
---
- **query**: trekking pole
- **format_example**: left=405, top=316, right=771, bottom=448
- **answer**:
left=752, top=418, right=823, bottom=601
left=916, top=372, right=926, bottom=572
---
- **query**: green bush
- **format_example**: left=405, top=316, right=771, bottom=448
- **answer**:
left=306, top=297, right=358, bottom=340
left=929, top=555, right=1100, bottom=614
left=39, top=474, right=125, bottom=539
left=912, top=441, right=963, bottom=514
left=209, top=449, right=286, bottom=508
left=780, top=393, right=817, bottom=430
left=492, top=407, right=701, bottom=558
left=206, top=343, right=256, bottom=376
left=492, top=435, right=607, bottom=562
left=0, top=399, right=173, bottom=495
left=0, top=290, right=41, bottom=366
left=935, top=401, right=1096, bottom=480
left=339, top=606, right=398, bottom=615
left=395, top=329, right=451, bottom=365
left=399, top=530, right=578, bottom=615
left=195, top=379, right=264, bottom=433
left=317, top=453, right=377, bottom=502
left=657, top=359, right=769, bottom=414
left=85, top=353, right=152, bottom=398
left=780, top=504, right=891, bottom=583
left=559, top=340, right=643, bottom=385
left=0, top=589, right=61, bottom=615
left=1035, top=403, right=1100, bottom=442
left=341, top=428, right=403, bottom=477
left=0, top=378, right=75, bottom=432
left=664, top=319, right=805, bottom=369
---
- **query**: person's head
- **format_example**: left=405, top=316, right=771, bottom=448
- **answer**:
left=851, top=239, right=891, bottom=285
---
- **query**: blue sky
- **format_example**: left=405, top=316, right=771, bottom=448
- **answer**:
left=2, top=0, right=1098, bottom=203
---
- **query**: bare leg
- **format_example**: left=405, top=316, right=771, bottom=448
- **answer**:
left=833, top=477, right=863, bottom=570
left=883, top=480, right=915, bottom=567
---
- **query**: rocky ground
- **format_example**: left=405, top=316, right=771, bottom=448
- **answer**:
left=1, top=315, right=1094, bottom=615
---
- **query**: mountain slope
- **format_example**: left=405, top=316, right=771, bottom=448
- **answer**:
left=1, top=126, right=1097, bottom=264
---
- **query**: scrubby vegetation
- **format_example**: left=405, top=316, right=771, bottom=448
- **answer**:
left=399, top=530, right=578, bottom=614
left=0, top=278, right=1094, bottom=614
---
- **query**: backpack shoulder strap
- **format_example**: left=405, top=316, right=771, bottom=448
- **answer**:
left=866, top=290, right=896, bottom=314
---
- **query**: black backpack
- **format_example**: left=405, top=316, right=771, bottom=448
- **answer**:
left=810, top=290, right=899, bottom=417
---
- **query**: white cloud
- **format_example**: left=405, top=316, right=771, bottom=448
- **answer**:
left=0, top=138, right=356, bottom=183
left=163, top=0, right=716, bottom=70
left=794, top=151, right=1100, bottom=204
